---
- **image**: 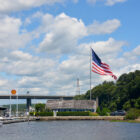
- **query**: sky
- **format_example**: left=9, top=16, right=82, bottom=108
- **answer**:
left=0, top=0, right=140, bottom=104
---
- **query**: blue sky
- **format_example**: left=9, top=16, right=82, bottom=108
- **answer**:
left=0, top=0, right=140, bottom=104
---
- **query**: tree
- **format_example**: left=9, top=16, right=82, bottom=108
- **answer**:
left=35, top=103, right=45, bottom=112
left=74, top=70, right=140, bottom=112
left=123, top=101, right=131, bottom=111
left=135, top=98, right=140, bottom=109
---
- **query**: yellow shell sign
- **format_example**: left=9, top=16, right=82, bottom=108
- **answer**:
left=11, top=89, right=16, bottom=95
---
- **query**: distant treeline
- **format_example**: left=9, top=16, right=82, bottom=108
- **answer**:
left=74, top=70, right=140, bottom=111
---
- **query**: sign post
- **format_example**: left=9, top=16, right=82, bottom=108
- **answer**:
left=11, top=89, right=17, bottom=117
left=9, top=93, right=11, bottom=118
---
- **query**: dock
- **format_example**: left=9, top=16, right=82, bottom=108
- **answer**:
left=1, top=117, right=37, bottom=125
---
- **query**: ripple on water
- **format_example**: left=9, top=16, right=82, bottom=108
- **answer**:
left=0, top=121, right=140, bottom=140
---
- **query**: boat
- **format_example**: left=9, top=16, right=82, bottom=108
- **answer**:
left=0, top=117, right=3, bottom=126
left=0, top=116, right=14, bottom=121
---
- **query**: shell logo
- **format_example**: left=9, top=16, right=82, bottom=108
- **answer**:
left=11, top=89, right=16, bottom=95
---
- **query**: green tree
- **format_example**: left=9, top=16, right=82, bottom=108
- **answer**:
left=100, top=108, right=110, bottom=116
left=135, top=98, right=140, bottom=109
left=109, top=102, right=117, bottom=111
left=35, top=103, right=45, bottom=112
left=74, top=70, right=140, bottom=113
left=125, top=108, right=140, bottom=120
left=96, top=107, right=101, bottom=115
left=123, top=101, right=131, bottom=111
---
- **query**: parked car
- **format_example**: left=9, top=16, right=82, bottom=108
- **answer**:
left=110, top=110, right=126, bottom=116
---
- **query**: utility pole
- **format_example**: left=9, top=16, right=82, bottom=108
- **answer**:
left=76, top=78, right=80, bottom=95
left=9, top=93, right=11, bottom=118
left=16, top=90, right=18, bottom=117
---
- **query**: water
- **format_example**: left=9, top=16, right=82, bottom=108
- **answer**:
left=0, top=120, right=140, bottom=140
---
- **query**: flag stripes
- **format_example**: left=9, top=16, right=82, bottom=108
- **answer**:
left=91, top=48, right=117, bottom=80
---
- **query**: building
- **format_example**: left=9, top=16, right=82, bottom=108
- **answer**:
left=46, top=99, right=98, bottom=113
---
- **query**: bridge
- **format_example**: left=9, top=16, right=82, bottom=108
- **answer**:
left=0, top=95, right=74, bottom=111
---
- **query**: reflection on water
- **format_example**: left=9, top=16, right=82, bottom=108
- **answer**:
left=0, top=120, right=140, bottom=140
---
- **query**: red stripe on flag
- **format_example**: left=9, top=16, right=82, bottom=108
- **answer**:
left=92, top=62, right=113, bottom=74
left=92, top=70, right=106, bottom=75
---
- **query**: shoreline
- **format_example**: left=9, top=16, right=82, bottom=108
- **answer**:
left=2, top=116, right=140, bottom=124
left=39, top=116, right=124, bottom=121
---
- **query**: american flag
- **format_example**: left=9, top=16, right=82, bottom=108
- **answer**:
left=91, top=48, right=117, bottom=80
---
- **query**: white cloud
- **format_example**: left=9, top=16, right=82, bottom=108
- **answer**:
left=18, top=76, right=44, bottom=88
left=36, top=13, right=121, bottom=55
left=0, top=16, right=31, bottom=51
left=0, top=0, right=127, bottom=14
left=10, top=50, right=33, bottom=60
left=24, top=18, right=31, bottom=25
left=91, top=38, right=127, bottom=56
left=72, top=0, right=79, bottom=3
left=38, top=13, right=87, bottom=54
left=1, top=56, right=56, bottom=77
left=0, top=38, right=139, bottom=97
left=0, top=79, right=8, bottom=87
left=87, top=0, right=127, bottom=6
left=87, top=0, right=97, bottom=4
left=123, top=45, right=140, bottom=60
left=77, top=38, right=127, bottom=59
left=0, top=12, right=138, bottom=99
left=0, top=0, right=64, bottom=13
left=106, top=0, right=127, bottom=6
left=87, top=19, right=121, bottom=35
left=56, top=38, right=127, bottom=92
left=133, top=45, right=140, bottom=56
left=118, top=64, right=140, bottom=76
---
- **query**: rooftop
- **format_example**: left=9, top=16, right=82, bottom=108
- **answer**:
left=46, top=100, right=96, bottom=109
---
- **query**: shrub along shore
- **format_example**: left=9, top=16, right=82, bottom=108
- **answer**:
left=30, top=104, right=140, bottom=122
left=30, top=110, right=140, bottom=122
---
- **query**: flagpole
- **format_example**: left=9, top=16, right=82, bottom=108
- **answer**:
left=90, top=46, right=92, bottom=100
left=10, top=93, right=11, bottom=118
left=16, top=89, right=18, bottom=117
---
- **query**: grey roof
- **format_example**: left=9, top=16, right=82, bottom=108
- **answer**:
left=46, top=100, right=96, bottom=109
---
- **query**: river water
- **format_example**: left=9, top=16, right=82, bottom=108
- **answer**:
left=0, top=120, right=140, bottom=140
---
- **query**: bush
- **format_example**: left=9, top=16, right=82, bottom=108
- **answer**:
left=30, top=112, right=34, bottom=116
left=96, top=107, right=101, bottom=115
left=135, top=98, right=140, bottom=109
left=109, top=102, right=117, bottom=112
left=123, top=101, right=131, bottom=111
left=35, top=103, right=46, bottom=112
left=30, top=112, right=53, bottom=116
left=37, top=112, right=53, bottom=116
left=89, top=112, right=99, bottom=116
left=125, top=108, right=140, bottom=120
left=100, top=108, right=111, bottom=116
left=96, top=107, right=111, bottom=116
left=57, top=111, right=89, bottom=116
